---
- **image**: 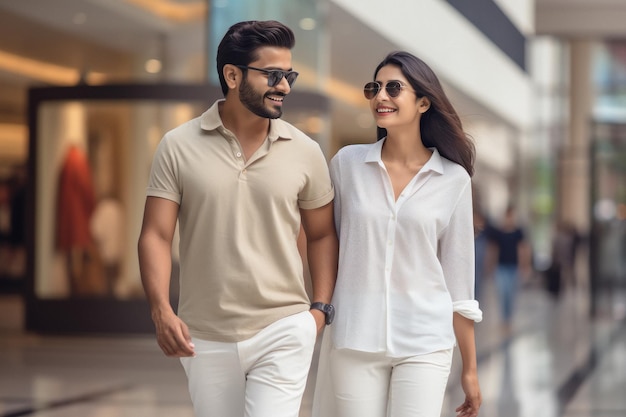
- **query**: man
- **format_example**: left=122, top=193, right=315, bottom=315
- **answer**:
left=138, top=20, right=338, bottom=417
left=485, top=205, right=532, bottom=334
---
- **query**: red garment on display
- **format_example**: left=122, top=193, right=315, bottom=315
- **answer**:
left=56, top=145, right=96, bottom=250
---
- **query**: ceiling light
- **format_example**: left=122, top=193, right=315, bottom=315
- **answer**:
left=0, top=50, right=107, bottom=85
left=299, top=18, right=316, bottom=31
left=145, top=59, right=162, bottom=74
left=124, top=0, right=207, bottom=22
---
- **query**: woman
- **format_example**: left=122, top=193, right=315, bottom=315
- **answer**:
left=313, top=51, right=482, bottom=417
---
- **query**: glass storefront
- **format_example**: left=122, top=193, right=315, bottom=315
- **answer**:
left=35, top=100, right=207, bottom=300
left=26, top=85, right=219, bottom=332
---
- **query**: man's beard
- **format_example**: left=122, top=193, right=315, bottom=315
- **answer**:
left=239, top=77, right=283, bottom=119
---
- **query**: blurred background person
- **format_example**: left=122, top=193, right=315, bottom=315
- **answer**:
left=486, top=205, right=533, bottom=334
left=548, top=220, right=581, bottom=297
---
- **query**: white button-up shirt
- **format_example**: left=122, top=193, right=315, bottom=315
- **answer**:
left=329, top=140, right=482, bottom=357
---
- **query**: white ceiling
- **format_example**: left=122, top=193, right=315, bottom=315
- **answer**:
left=0, top=0, right=392, bottom=143
left=0, top=0, right=201, bottom=126
left=0, top=0, right=183, bottom=53
left=1, top=0, right=626, bottom=134
left=1, top=0, right=625, bottom=86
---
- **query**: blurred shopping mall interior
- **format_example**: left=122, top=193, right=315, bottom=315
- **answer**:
left=0, top=1, right=625, bottom=416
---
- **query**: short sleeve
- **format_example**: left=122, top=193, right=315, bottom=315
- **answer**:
left=146, top=134, right=181, bottom=204
left=298, top=142, right=334, bottom=210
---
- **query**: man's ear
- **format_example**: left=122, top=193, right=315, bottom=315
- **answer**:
left=223, top=64, right=239, bottom=89
left=418, top=96, right=431, bottom=114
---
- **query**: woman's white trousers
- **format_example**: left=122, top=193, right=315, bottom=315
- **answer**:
left=313, top=330, right=452, bottom=417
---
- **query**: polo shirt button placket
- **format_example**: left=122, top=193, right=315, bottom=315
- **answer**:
left=235, top=149, right=247, bottom=179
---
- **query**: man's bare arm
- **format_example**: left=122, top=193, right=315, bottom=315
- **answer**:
left=300, top=202, right=338, bottom=331
left=138, top=196, right=194, bottom=357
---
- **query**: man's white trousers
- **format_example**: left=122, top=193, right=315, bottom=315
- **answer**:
left=181, top=310, right=317, bottom=417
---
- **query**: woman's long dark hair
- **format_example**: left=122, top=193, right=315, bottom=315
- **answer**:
left=374, top=51, right=475, bottom=176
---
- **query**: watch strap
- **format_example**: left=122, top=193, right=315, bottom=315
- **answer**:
left=310, top=302, right=334, bottom=325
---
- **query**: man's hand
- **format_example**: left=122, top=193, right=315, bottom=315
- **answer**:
left=309, top=308, right=326, bottom=333
left=152, top=309, right=195, bottom=357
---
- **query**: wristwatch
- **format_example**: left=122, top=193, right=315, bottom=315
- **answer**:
left=310, top=302, right=335, bottom=325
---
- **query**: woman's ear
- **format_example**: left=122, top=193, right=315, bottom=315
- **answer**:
left=223, top=64, right=239, bottom=89
left=418, top=97, right=431, bottom=114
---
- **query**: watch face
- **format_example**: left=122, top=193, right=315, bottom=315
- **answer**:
left=325, top=304, right=335, bottom=325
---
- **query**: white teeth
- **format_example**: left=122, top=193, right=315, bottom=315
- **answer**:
left=377, top=108, right=395, bottom=113
left=268, top=96, right=283, bottom=102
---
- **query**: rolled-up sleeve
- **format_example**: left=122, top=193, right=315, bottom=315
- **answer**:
left=453, top=300, right=483, bottom=322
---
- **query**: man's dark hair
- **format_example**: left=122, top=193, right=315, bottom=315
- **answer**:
left=216, top=20, right=295, bottom=96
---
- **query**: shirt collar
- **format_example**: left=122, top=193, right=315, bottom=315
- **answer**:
left=364, top=137, right=445, bottom=175
left=200, top=99, right=293, bottom=142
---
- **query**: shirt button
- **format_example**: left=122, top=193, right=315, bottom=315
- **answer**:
left=236, top=152, right=242, bottom=158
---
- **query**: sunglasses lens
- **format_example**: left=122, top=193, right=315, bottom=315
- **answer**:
left=364, top=82, right=380, bottom=99
left=268, top=71, right=298, bottom=87
left=267, top=72, right=282, bottom=87
left=386, top=82, right=403, bottom=98
left=286, top=72, right=298, bottom=87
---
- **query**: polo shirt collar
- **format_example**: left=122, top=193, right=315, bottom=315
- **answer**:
left=364, top=137, right=445, bottom=174
left=200, top=99, right=293, bottom=142
left=267, top=117, right=293, bottom=142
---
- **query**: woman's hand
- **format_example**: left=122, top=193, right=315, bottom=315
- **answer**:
left=456, top=371, right=481, bottom=417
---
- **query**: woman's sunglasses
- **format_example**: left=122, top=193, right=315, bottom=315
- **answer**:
left=236, top=65, right=299, bottom=87
left=363, top=81, right=414, bottom=99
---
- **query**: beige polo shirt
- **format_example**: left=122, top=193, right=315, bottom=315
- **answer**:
left=146, top=100, right=334, bottom=342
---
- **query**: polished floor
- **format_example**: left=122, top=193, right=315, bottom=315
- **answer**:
left=1, top=279, right=625, bottom=417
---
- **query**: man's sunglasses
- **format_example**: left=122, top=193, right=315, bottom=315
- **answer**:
left=236, top=65, right=299, bottom=87
left=363, top=81, right=415, bottom=99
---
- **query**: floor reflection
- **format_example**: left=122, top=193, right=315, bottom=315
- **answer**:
left=0, top=282, right=625, bottom=417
